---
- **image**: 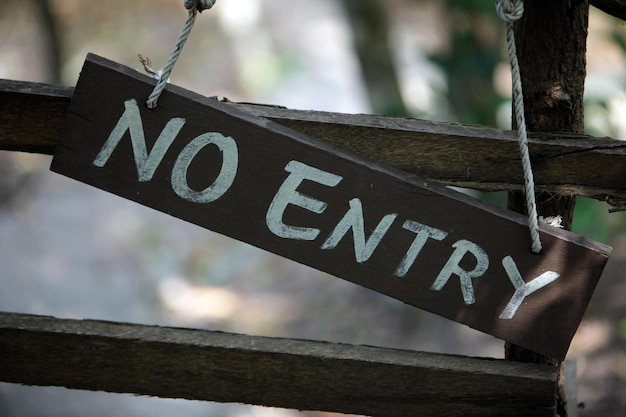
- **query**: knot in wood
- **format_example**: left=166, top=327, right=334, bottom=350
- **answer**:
left=184, top=0, right=216, bottom=12
left=496, top=0, right=524, bottom=22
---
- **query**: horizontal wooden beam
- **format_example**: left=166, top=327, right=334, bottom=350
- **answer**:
left=0, top=312, right=558, bottom=417
left=2, top=78, right=626, bottom=207
left=0, top=79, right=68, bottom=154
left=234, top=102, right=626, bottom=207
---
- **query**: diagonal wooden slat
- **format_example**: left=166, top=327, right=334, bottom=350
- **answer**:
left=1, top=78, right=626, bottom=206
left=0, top=312, right=558, bottom=417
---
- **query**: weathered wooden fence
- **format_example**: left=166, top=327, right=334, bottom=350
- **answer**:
left=0, top=75, right=620, bottom=416
left=2, top=2, right=626, bottom=415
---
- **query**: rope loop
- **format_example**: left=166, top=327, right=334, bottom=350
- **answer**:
left=496, top=0, right=542, bottom=254
left=184, top=0, right=216, bottom=13
left=496, top=0, right=524, bottom=22
left=145, top=0, right=217, bottom=109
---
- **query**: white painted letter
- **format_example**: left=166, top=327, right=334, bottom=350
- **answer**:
left=499, top=256, right=560, bottom=319
left=431, top=240, right=489, bottom=305
left=93, top=99, right=185, bottom=181
left=321, top=199, right=397, bottom=263
left=266, top=160, right=343, bottom=241
left=171, top=132, right=238, bottom=204
left=394, top=220, right=448, bottom=277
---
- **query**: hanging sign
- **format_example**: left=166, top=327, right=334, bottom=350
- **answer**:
left=52, top=54, right=611, bottom=359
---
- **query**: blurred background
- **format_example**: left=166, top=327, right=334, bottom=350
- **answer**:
left=0, top=0, right=625, bottom=416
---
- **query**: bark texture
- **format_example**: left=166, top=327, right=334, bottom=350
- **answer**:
left=506, top=1, right=590, bottom=415
left=508, top=0, right=588, bottom=228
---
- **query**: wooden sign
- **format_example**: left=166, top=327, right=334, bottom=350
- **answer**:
left=51, top=54, right=611, bottom=359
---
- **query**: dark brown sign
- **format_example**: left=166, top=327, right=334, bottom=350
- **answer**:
left=52, top=54, right=611, bottom=359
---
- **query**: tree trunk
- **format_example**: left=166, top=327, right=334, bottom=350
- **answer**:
left=506, top=1, right=589, bottom=415
left=34, top=0, right=63, bottom=84
left=340, top=0, right=409, bottom=117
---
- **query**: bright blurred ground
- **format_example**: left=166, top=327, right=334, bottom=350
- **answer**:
left=0, top=1, right=625, bottom=416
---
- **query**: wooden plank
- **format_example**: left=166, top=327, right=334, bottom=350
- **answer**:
left=49, top=54, right=610, bottom=359
left=232, top=102, right=626, bottom=204
left=0, top=312, right=558, bottom=417
left=2, top=78, right=626, bottom=205
left=0, top=80, right=69, bottom=154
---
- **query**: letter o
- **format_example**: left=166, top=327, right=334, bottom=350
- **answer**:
left=171, top=132, right=238, bottom=203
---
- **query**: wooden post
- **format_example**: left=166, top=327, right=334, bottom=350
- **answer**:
left=508, top=0, right=587, bottom=233
left=507, top=0, right=590, bottom=415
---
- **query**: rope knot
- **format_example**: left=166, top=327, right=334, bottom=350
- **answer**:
left=184, top=0, right=216, bottom=13
left=496, top=0, right=524, bottom=22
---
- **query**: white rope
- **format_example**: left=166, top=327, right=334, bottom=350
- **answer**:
left=146, top=0, right=216, bottom=109
left=496, top=0, right=542, bottom=254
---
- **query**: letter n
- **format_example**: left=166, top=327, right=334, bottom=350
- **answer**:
left=93, top=99, right=185, bottom=181
left=321, top=198, right=397, bottom=263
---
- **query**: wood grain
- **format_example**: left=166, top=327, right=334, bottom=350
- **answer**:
left=49, top=54, right=610, bottom=360
left=2, top=78, right=626, bottom=205
left=0, top=80, right=69, bottom=154
left=0, top=312, right=559, bottom=417
left=232, top=102, right=626, bottom=204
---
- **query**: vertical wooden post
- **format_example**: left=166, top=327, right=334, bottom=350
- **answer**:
left=507, top=0, right=589, bottom=415
left=508, top=0, right=588, bottom=232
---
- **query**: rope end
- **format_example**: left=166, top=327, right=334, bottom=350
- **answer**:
left=531, top=243, right=542, bottom=255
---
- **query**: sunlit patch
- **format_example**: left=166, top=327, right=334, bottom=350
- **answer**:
left=217, top=0, right=261, bottom=33
left=569, top=319, right=612, bottom=355
left=159, top=276, right=240, bottom=321
left=246, top=405, right=299, bottom=417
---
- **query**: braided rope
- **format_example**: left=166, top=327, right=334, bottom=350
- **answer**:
left=184, top=0, right=216, bottom=13
left=496, top=0, right=542, bottom=254
left=146, top=0, right=216, bottom=109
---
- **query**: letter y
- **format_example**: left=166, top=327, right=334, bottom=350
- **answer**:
left=499, top=256, right=560, bottom=319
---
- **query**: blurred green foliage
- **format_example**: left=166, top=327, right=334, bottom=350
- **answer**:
left=431, top=0, right=503, bottom=126
left=573, top=197, right=626, bottom=244
left=424, top=1, right=626, bottom=243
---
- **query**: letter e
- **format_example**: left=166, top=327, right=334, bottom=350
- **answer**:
left=266, top=161, right=342, bottom=241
